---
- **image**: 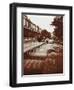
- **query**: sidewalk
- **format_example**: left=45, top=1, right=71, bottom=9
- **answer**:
left=24, top=42, right=45, bottom=52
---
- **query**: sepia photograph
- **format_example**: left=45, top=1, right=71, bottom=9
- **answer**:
left=22, top=14, right=63, bottom=75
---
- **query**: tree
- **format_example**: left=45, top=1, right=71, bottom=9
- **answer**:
left=51, top=16, right=63, bottom=41
left=41, top=29, right=51, bottom=39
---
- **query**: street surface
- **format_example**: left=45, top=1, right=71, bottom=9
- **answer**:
left=24, top=42, right=63, bottom=75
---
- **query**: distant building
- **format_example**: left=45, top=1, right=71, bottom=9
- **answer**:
left=23, top=15, right=44, bottom=42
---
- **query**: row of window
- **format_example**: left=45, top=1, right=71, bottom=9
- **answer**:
left=23, top=15, right=42, bottom=33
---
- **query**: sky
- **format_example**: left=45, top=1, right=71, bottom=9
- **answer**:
left=27, top=15, right=55, bottom=33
